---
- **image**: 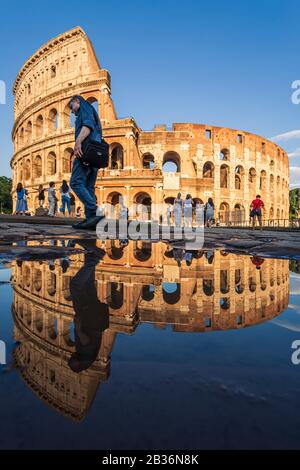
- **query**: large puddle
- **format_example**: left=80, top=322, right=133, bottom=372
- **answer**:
left=0, top=239, right=300, bottom=449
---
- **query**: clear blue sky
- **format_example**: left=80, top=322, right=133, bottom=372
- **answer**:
left=0, top=0, right=300, bottom=186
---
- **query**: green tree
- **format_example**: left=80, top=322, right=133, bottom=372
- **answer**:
left=0, top=176, right=12, bottom=214
left=290, top=188, right=300, bottom=219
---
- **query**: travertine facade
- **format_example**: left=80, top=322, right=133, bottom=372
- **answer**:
left=11, top=241, right=289, bottom=419
left=11, top=27, right=290, bottom=223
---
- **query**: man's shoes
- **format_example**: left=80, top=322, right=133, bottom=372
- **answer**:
left=73, top=215, right=105, bottom=230
left=72, top=218, right=87, bottom=229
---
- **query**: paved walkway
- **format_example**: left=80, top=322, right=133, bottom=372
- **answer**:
left=0, top=216, right=299, bottom=260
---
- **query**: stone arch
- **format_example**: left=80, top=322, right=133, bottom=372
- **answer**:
left=203, top=161, right=214, bottom=178
left=48, top=108, right=58, bottom=132
left=269, top=207, right=274, bottom=219
left=87, top=96, right=99, bottom=114
left=235, top=165, right=244, bottom=190
left=24, top=158, right=31, bottom=181
left=106, top=191, right=123, bottom=218
left=220, top=148, right=230, bottom=161
left=249, top=167, right=256, bottom=186
left=109, top=282, right=123, bottom=310
left=62, top=276, right=71, bottom=302
left=142, top=285, right=155, bottom=301
left=26, top=121, right=32, bottom=143
left=134, top=241, right=152, bottom=262
left=20, top=127, right=24, bottom=146
left=33, top=269, right=42, bottom=292
left=220, top=164, right=229, bottom=188
left=162, top=282, right=181, bottom=304
left=260, top=170, right=267, bottom=191
left=270, top=174, right=274, bottom=193
left=233, top=203, right=245, bottom=223
left=63, top=148, right=74, bottom=173
left=134, top=192, right=152, bottom=220
left=47, top=272, right=56, bottom=297
left=47, top=151, right=56, bottom=176
left=220, top=269, right=230, bottom=294
left=110, top=144, right=124, bottom=169
left=36, top=115, right=44, bottom=139
left=162, top=151, right=181, bottom=172
left=142, top=153, right=155, bottom=169
left=203, top=279, right=214, bottom=296
left=219, top=202, right=230, bottom=224
left=33, top=155, right=42, bottom=178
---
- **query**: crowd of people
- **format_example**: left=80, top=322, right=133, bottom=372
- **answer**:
left=15, top=183, right=264, bottom=229
left=15, top=180, right=81, bottom=218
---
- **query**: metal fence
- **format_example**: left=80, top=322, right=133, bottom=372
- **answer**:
left=217, top=210, right=300, bottom=229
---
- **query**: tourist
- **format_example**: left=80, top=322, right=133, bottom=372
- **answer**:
left=184, top=194, right=193, bottom=228
left=250, top=194, right=264, bottom=230
left=60, top=179, right=71, bottom=216
left=69, top=95, right=104, bottom=230
left=195, top=201, right=205, bottom=227
left=15, top=182, right=27, bottom=215
left=38, top=184, right=45, bottom=207
left=250, top=256, right=265, bottom=270
left=166, top=204, right=172, bottom=226
left=173, top=193, right=183, bottom=228
left=48, top=182, right=57, bottom=217
left=205, top=198, right=215, bottom=227
left=70, top=192, right=76, bottom=217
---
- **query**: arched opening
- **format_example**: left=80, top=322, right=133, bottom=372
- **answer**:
left=142, top=285, right=155, bottom=301
left=36, top=115, right=43, bottom=139
left=142, top=153, right=155, bottom=169
left=233, top=204, right=245, bottom=223
left=20, top=127, right=24, bottom=145
left=47, top=152, right=56, bottom=176
left=220, top=164, right=229, bottom=188
left=235, top=269, right=244, bottom=294
left=33, top=269, right=42, bottom=292
left=220, top=270, right=230, bottom=294
left=135, top=192, right=152, bottom=220
left=219, top=202, right=230, bottom=224
left=47, top=273, right=56, bottom=297
left=110, top=282, right=123, bottom=310
left=270, top=174, right=274, bottom=194
left=63, top=148, right=74, bottom=173
left=35, top=309, right=43, bottom=333
left=110, top=144, right=124, bottom=169
left=235, top=166, right=244, bottom=190
left=249, top=168, right=256, bottom=188
left=63, top=103, right=75, bottom=129
left=62, top=276, right=71, bottom=301
left=107, top=192, right=123, bottom=219
left=220, top=148, right=230, bottom=161
left=24, top=159, right=31, bottom=181
left=48, top=108, right=58, bottom=132
left=33, top=155, right=42, bottom=179
left=162, top=151, right=180, bottom=172
left=162, top=282, right=181, bottom=304
left=260, top=170, right=267, bottom=191
left=134, top=241, right=152, bottom=261
left=87, top=96, right=99, bottom=114
left=26, top=121, right=32, bottom=143
left=269, top=207, right=274, bottom=220
left=203, top=161, right=214, bottom=178
left=203, top=279, right=214, bottom=296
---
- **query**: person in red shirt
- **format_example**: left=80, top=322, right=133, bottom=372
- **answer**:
left=250, top=194, right=264, bottom=230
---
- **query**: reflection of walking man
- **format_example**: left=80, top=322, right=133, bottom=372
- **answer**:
left=68, top=242, right=109, bottom=373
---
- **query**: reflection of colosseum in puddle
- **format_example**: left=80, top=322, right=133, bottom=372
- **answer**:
left=11, top=241, right=290, bottom=420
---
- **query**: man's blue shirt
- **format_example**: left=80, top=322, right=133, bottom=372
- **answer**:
left=75, top=98, right=102, bottom=143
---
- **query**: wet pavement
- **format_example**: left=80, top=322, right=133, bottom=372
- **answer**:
left=0, top=239, right=300, bottom=449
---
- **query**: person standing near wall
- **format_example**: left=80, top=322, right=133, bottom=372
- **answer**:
left=174, top=193, right=183, bottom=228
left=60, top=179, right=71, bottom=216
left=48, top=182, right=57, bottom=217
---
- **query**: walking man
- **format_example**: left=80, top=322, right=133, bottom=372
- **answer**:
left=69, top=95, right=103, bottom=230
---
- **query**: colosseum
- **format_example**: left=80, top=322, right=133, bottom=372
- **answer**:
left=11, top=26, right=290, bottom=223
left=11, top=240, right=289, bottom=419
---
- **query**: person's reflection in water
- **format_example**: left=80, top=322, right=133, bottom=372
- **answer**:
left=68, top=241, right=109, bottom=373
